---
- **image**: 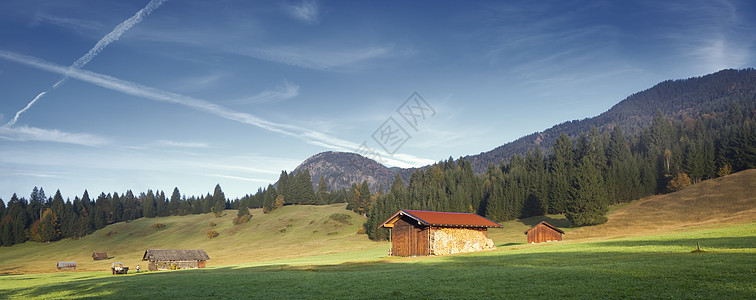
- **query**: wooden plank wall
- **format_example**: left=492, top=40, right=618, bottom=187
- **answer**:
left=527, top=224, right=562, bottom=243
left=391, top=216, right=429, bottom=256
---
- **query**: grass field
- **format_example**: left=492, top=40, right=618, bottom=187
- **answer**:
left=0, top=170, right=754, bottom=298
left=1, top=223, right=754, bottom=298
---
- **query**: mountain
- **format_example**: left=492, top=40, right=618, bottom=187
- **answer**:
left=292, top=151, right=416, bottom=193
left=293, top=68, right=756, bottom=191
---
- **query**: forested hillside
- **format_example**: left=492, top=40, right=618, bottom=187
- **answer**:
left=363, top=104, right=755, bottom=240
left=292, top=69, right=756, bottom=192
left=465, top=68, right=756, bottom=173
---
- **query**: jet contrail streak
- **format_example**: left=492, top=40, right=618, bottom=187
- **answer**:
left=2, top=0, right=168, bottom=128
left=0, top=51, right=437, bottom=168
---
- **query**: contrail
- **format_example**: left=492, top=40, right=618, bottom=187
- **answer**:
left=0, top=51, right=437, bottom=168
left=2, top=0, right=168, bottom=128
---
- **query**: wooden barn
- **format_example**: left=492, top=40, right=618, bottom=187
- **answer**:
left=92, top=252, right=108, bottom=260
left=57, top=261, right=77, bottom=270
left=524, top=221, right=564, bottom=244
left=142, top=249, right=209, bottom=271
left=379, top=210, right=502, bottom=257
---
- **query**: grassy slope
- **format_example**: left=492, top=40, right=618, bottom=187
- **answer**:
left=0, top=204, right=386, bottom=274
left=0, top=170, right=754, bottom=298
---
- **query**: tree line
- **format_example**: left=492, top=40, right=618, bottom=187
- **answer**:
left=362, top=103, right=755, bottom=240
left=0, top=184, right=230, bottom=246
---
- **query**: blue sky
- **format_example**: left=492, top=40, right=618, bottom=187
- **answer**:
left=1, top=0, right=754, bottom=200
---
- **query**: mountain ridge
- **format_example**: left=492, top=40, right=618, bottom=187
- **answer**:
left=293, top=68, right=756, bottom=192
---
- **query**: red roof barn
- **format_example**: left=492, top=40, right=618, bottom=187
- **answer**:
left=524, top=221, right=564, bottom=244
left=379, top=210, right=501, bottom=257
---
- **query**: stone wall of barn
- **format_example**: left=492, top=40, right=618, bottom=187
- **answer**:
left=430, top=227, right=496, bottom=255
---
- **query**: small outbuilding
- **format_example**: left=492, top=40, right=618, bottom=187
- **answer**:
left=379, top=210, right=502, bottom=257
left=92, top=252, right=108, bottom=260
left=57, top=261, right=77, bottom=270
left=142, top=249, right=210, bottom=271
left=524, top=221, right=564, bottom=244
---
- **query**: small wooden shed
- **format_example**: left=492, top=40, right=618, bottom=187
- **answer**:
left=142, top=249, right=210, bottom=271
left=524, top=221, right=564, bottom=244
left=92, top=252, right=108, bottom=260
left=57, top=261, right=77, bottom=270
left=379, top=210, right=502, bottom=257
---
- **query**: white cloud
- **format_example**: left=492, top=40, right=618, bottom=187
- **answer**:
left=0, top=50, right=434, bottom=168
left=0, top=125, right=111, bottom=146
left=156, top=140, right=210, bottom=148
left=235, top=80, right=299, bottom=104
left=240, top=46, right=390, bottom=70
left=205, top=174, right=270, bottom=183
left=284, top=0, right=320, bottom=24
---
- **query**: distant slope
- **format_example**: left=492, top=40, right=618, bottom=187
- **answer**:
left=293, top=69, right=756, bottom=189
left=568, top=169, right=756, bottom=240
left=0, top=204, right=383, bottom=274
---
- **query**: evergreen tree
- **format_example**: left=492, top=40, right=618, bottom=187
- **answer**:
left=142, top=190, right=157, bottom=218
left=316, top=176, right=329, bottom=204
left=566, top=156, right=608, bottom=226
left=212, top=184, right=226, bottom=217
left=170, top=187, right=181, bottom=215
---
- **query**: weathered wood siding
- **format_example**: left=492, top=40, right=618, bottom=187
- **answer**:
left=391, top=216, right=429, bottom=256
left=526, top=223, right=562, bottom=243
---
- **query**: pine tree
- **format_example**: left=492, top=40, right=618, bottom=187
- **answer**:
left=142, top=190, right=157, bottom=218
left=212, top=184, right=226, bottom=217
left=566, top=156, right=608, bottom=226
left=316, top=176, right=329, bottom=204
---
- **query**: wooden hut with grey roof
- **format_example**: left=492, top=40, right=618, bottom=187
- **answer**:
left=142, top=249, right=209, bottom=271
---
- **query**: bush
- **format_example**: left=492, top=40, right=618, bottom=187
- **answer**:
left=232, top=214, right=252, bottom=225
left=153, top=223, right=166, bottom=229
left=104, top=230, right=117, bottom=237
left=329, top=213, right=352, bottom=225
left=205, top=229, right=219, bottom=238
left=209, top=222, right=216, bottom=227
left=357, top=226, right=366, bottom=234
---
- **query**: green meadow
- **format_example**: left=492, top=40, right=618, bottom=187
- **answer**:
left=1, top=223, right=754, bottom=299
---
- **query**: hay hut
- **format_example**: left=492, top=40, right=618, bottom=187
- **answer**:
left=142, top=249, right=210, bottom=271
left=379, top=210, right=502, bottom=257
left=92, top=252, right=108, bottom=260
left=524, top=221, right=564, bottom=244
left=57, top=261, right=77, bottom=270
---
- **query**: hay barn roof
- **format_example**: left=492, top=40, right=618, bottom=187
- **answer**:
left=379, top=210, right=502, bottom=228
left=524, top=221, right=565, bottom=234
left=92, top=252, right=108, bottom=258
left=142, top=249, right=210, bottom=261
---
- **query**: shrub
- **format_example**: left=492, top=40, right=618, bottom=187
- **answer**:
left=153, top=223, right=166, bottom=229
left=205, top=229, right=219, bottom=238
left=209, top=221, right=216, bottom=227
left=327, top=231, right=339, bottom=236
left=279, top=228, right=287, bottom=233
left=357, top=226, right=366, bottom=234
left=104, top=230, right=117, bottom=237
left=232, top=214, right=252, bottom=225
left=329, top=213, right=352, bottom=225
